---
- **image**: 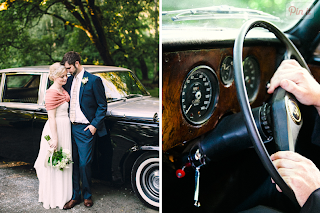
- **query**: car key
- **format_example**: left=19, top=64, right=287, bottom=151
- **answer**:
left=194, top=166, right=201, bottom=207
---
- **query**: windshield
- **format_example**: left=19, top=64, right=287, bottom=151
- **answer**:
left=95, top=71, right=150, bottom=102
left=162, top=0, right=315, bottom=31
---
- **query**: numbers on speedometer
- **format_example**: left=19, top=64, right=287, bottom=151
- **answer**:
left=181, top=65, right=219, bottom=125
left=243, top=56, right=260, bottom=102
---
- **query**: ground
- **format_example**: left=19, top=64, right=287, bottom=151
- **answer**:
left=0, top=157, right=159, bottom=213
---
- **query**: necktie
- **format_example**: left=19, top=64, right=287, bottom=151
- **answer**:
left=70, top=77, right=79, bottom=122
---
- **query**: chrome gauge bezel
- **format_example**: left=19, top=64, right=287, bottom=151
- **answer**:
left=180, top=65, right=219, bottom=125
left=243, top=56, right=260, bottom=102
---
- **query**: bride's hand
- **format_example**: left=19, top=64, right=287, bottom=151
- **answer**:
left=50, top=140, right=58, bottom=150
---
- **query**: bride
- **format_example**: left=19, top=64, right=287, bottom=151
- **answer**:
left=34, top=62, right=72, bottom=209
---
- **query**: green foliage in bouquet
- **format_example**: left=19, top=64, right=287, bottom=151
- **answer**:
left=48, top=147, right=73, bottom=171
left=44, top=135, right=51, bottom=141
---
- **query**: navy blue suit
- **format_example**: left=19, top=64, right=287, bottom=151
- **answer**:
left=64, top=70, right=107, bottom=200
left=301, top=188, right=320, bottom=213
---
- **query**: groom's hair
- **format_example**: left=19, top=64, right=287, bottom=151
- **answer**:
left=61, top=51, right=81, bottom=66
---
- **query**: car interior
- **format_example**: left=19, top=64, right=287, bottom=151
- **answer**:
left=162, top=0, right=320, bottom=212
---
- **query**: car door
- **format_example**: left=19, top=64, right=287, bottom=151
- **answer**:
left=0, top=72, right=44, bottom=163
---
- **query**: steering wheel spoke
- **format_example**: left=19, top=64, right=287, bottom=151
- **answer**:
left=271, top=88, right=303, bottom=152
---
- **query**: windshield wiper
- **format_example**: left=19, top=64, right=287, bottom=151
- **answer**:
left=163, top=5, right=280, bottom=22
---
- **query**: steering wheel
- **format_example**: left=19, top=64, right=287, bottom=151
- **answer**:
left=233, top=19, right=310, bottom=205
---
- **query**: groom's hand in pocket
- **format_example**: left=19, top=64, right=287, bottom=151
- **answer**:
left=84, top=125, right=97, bottom=135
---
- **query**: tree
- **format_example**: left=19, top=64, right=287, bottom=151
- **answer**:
left=0, top=0, right=158, bottom=82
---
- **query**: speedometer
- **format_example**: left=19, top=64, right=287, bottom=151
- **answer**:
left=243, top=56, right=260, bottom=102
left=181, top=65, right=219, bottom=125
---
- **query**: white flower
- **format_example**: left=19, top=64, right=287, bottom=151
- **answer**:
left=55, top=161, right=61, bottom=168
left=63, top=149, right=72, bottom=159
left=60, top=161, right=67, bottom=168
left=81, top=77, right=89, bottom=85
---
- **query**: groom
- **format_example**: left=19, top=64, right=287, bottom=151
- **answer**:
left=61, top=51, right=107, bottom=209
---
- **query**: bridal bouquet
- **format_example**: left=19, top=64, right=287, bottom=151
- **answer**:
left=44, top=135, right=73, bottom=171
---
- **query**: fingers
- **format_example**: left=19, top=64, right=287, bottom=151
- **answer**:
left=275, top=183, right=283, bottom=193
left=270, top=151, right=307, bottom=163
left=270, top=151, right=320, bottom=207
left=268, top=69, right=304, bottom=94
left=267, top=59, right=308, bottom=94
left=50, top=144, right=57, bottom=150
left=84, top=125, right=96, bottom=135
left=279, top=79, right=301, bottom=95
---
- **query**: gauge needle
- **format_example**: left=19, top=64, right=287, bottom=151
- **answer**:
left=185, top=103, right=193, bottom=114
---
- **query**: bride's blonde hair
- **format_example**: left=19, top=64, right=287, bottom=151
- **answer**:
left=49, top=62, right=66, bottom=81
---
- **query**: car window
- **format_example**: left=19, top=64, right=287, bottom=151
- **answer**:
left=47, top=78, right=53, bottom=89
left=95, top=71, right=149, bottom=101
left=2, top=74, right=40, bottom=103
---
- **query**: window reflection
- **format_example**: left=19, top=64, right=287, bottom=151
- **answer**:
left=95, top=71, right=149, bottom=101
left=3, top=74, right=40, bottom=103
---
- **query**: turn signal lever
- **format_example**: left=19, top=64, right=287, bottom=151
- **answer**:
left=175, top=103, right=273, bottom=207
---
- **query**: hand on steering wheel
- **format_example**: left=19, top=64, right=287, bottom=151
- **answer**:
left=268, top=59, right=320, bottom=115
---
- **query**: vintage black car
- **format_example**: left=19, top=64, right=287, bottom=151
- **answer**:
left=0, top=65, right=159, bottom=209
left=162, top=0, right=320, bottom=212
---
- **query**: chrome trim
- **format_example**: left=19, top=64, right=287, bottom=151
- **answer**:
left=0, top=102, right=45, bottom=111
left=38, top=73, right=48, bottom=105
left=0, top=73, right=3, bottom=101
left=140, top=146, right=159, bottom=151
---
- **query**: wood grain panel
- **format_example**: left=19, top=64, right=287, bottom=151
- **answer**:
left=162, top=46, right=277, bottom=152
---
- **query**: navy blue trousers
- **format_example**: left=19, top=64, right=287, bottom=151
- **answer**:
left=71, top=124, right=95, bottom=200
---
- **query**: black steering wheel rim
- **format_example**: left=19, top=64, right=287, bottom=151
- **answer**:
left=233, top=19, right=309, bottom=205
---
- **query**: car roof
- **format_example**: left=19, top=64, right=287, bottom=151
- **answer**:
left=0, top=65, right=131, bottom=74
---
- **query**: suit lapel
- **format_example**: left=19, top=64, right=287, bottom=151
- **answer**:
left=79, top=71, right=88, bottom=104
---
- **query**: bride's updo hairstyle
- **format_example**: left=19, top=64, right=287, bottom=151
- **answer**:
left=49, top=62, right=67, bottom=81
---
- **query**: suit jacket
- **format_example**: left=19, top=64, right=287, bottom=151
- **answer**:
left=301, top=188, right=320, bottom=213
left=64, top=70, right=108, bottom=137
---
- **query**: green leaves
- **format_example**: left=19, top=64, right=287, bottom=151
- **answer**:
left=48, top=147, right=73, bottom=171
left=44, top=135, right=51, bottom=141
left=0, top=0, right=159, bottom=84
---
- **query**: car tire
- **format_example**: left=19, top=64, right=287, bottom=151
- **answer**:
left=131, top=152, right=159, bottom=210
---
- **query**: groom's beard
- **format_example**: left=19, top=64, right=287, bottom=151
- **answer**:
left=72, top=67, right=79, bottom=76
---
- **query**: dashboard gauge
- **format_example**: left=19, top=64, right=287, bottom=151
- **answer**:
left=243, top=56, right=260, bottom=102
left=220, top=56, right=234, bottom=85
left=181, top=65, right=219, bottom=125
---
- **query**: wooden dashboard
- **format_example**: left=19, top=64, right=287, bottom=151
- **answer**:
left=162, top=46, right=278, bottom=152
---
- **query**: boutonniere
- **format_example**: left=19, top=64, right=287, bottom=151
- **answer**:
left=81, top=77, right=88, bottom=86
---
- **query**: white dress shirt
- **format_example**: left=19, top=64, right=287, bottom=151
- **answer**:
left=70, top=68, right=90, bottom=124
